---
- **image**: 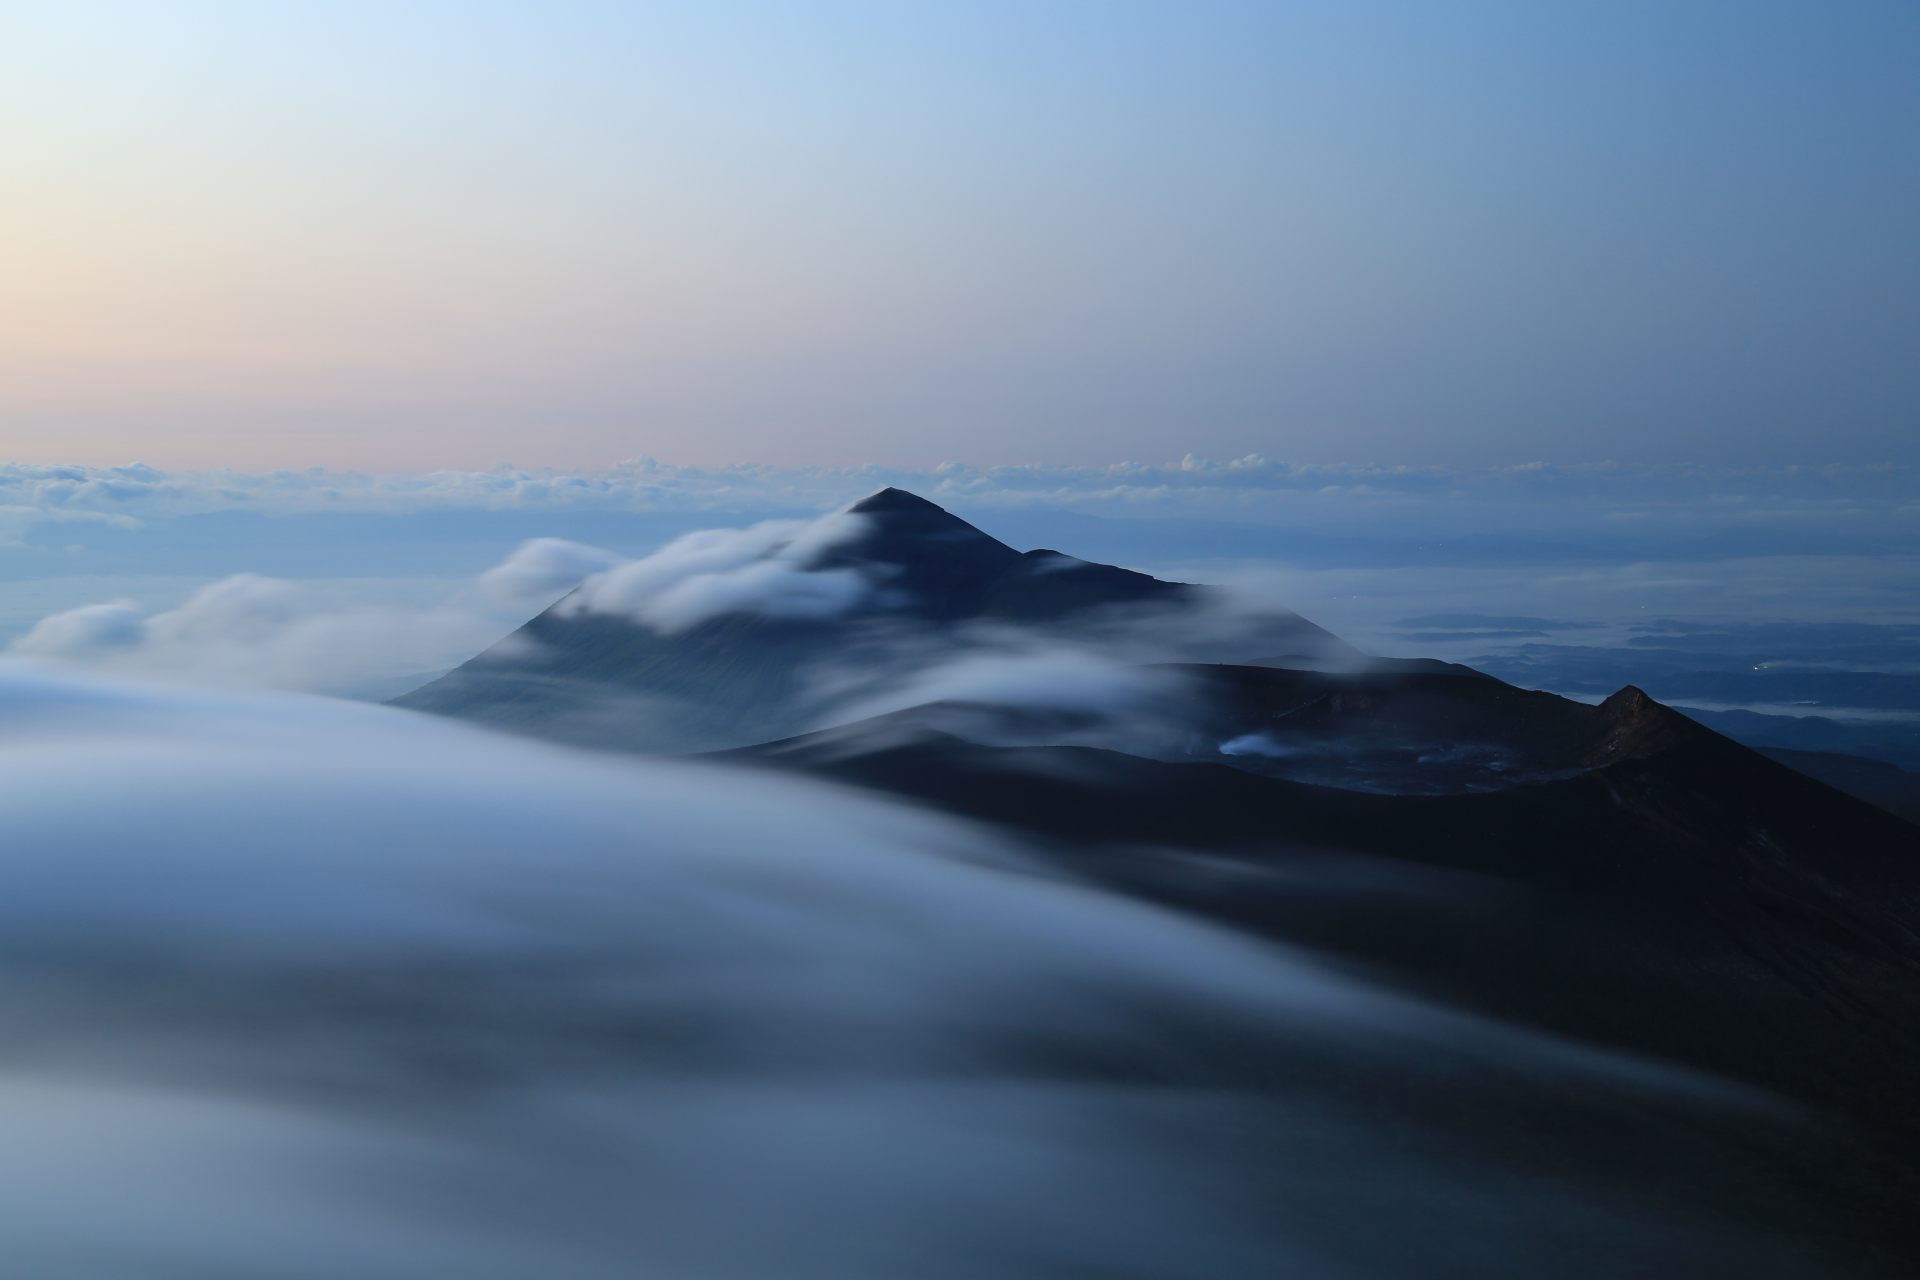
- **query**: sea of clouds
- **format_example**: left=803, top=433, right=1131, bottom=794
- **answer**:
left=3, top=456, right=1914, bottom=533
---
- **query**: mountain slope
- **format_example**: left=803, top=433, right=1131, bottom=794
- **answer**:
left=731, top=672, right=1920, bottom=1183
left=1760, top=748, right=1920, bottom=824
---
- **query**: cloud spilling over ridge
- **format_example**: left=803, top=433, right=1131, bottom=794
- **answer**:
left=558, top=510, right=876, bottom=633
left=473, top=536, right=627, bottom=608
left=810, top=636, right=1205, bottom=745
left=792, top=579, right=1360, bottom=741
left=0, top=663, right=1816, bottom=1278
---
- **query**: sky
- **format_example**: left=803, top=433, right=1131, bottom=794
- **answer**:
left=3, top=0, right=1916, bottom=470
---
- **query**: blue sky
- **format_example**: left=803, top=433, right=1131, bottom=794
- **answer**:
left=3, top=1, right=1916, bottom=468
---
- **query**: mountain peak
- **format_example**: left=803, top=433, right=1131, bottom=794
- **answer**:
left=1590, top=684, right=1705, bottom=761
left=835, top=488, right=1015, bottom=560
left=848, top=487, right=948, bottom=516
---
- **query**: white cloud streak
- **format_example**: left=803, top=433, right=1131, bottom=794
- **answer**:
left=558, top=510, right=876, bottom=634
left=832, top=646, right=1188, bottom=724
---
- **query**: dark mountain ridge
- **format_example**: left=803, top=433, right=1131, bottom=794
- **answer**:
left=394, top=488, right=1355, bottom=751
left=731, top=665, right=1920, bottom=1198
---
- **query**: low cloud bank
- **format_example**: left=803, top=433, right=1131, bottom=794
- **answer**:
left=0, top=664, right=1814, bottom=1278
left=4, top=511, right=882, bottom=694
left=9, top=569, right=540, bottom=698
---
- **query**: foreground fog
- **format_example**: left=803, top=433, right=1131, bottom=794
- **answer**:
left=0, top=662, right=1866, bottom=1278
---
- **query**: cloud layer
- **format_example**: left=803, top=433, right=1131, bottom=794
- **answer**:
left=3, top=457, right=1914, bottom=539
left=0, top=663, right=1816, bottom=1278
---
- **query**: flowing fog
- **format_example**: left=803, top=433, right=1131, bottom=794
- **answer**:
left=0, top=662, right=1861, bottom=1278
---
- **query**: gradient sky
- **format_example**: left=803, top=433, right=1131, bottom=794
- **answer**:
left=2, top=1, right=1916, bottom=469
